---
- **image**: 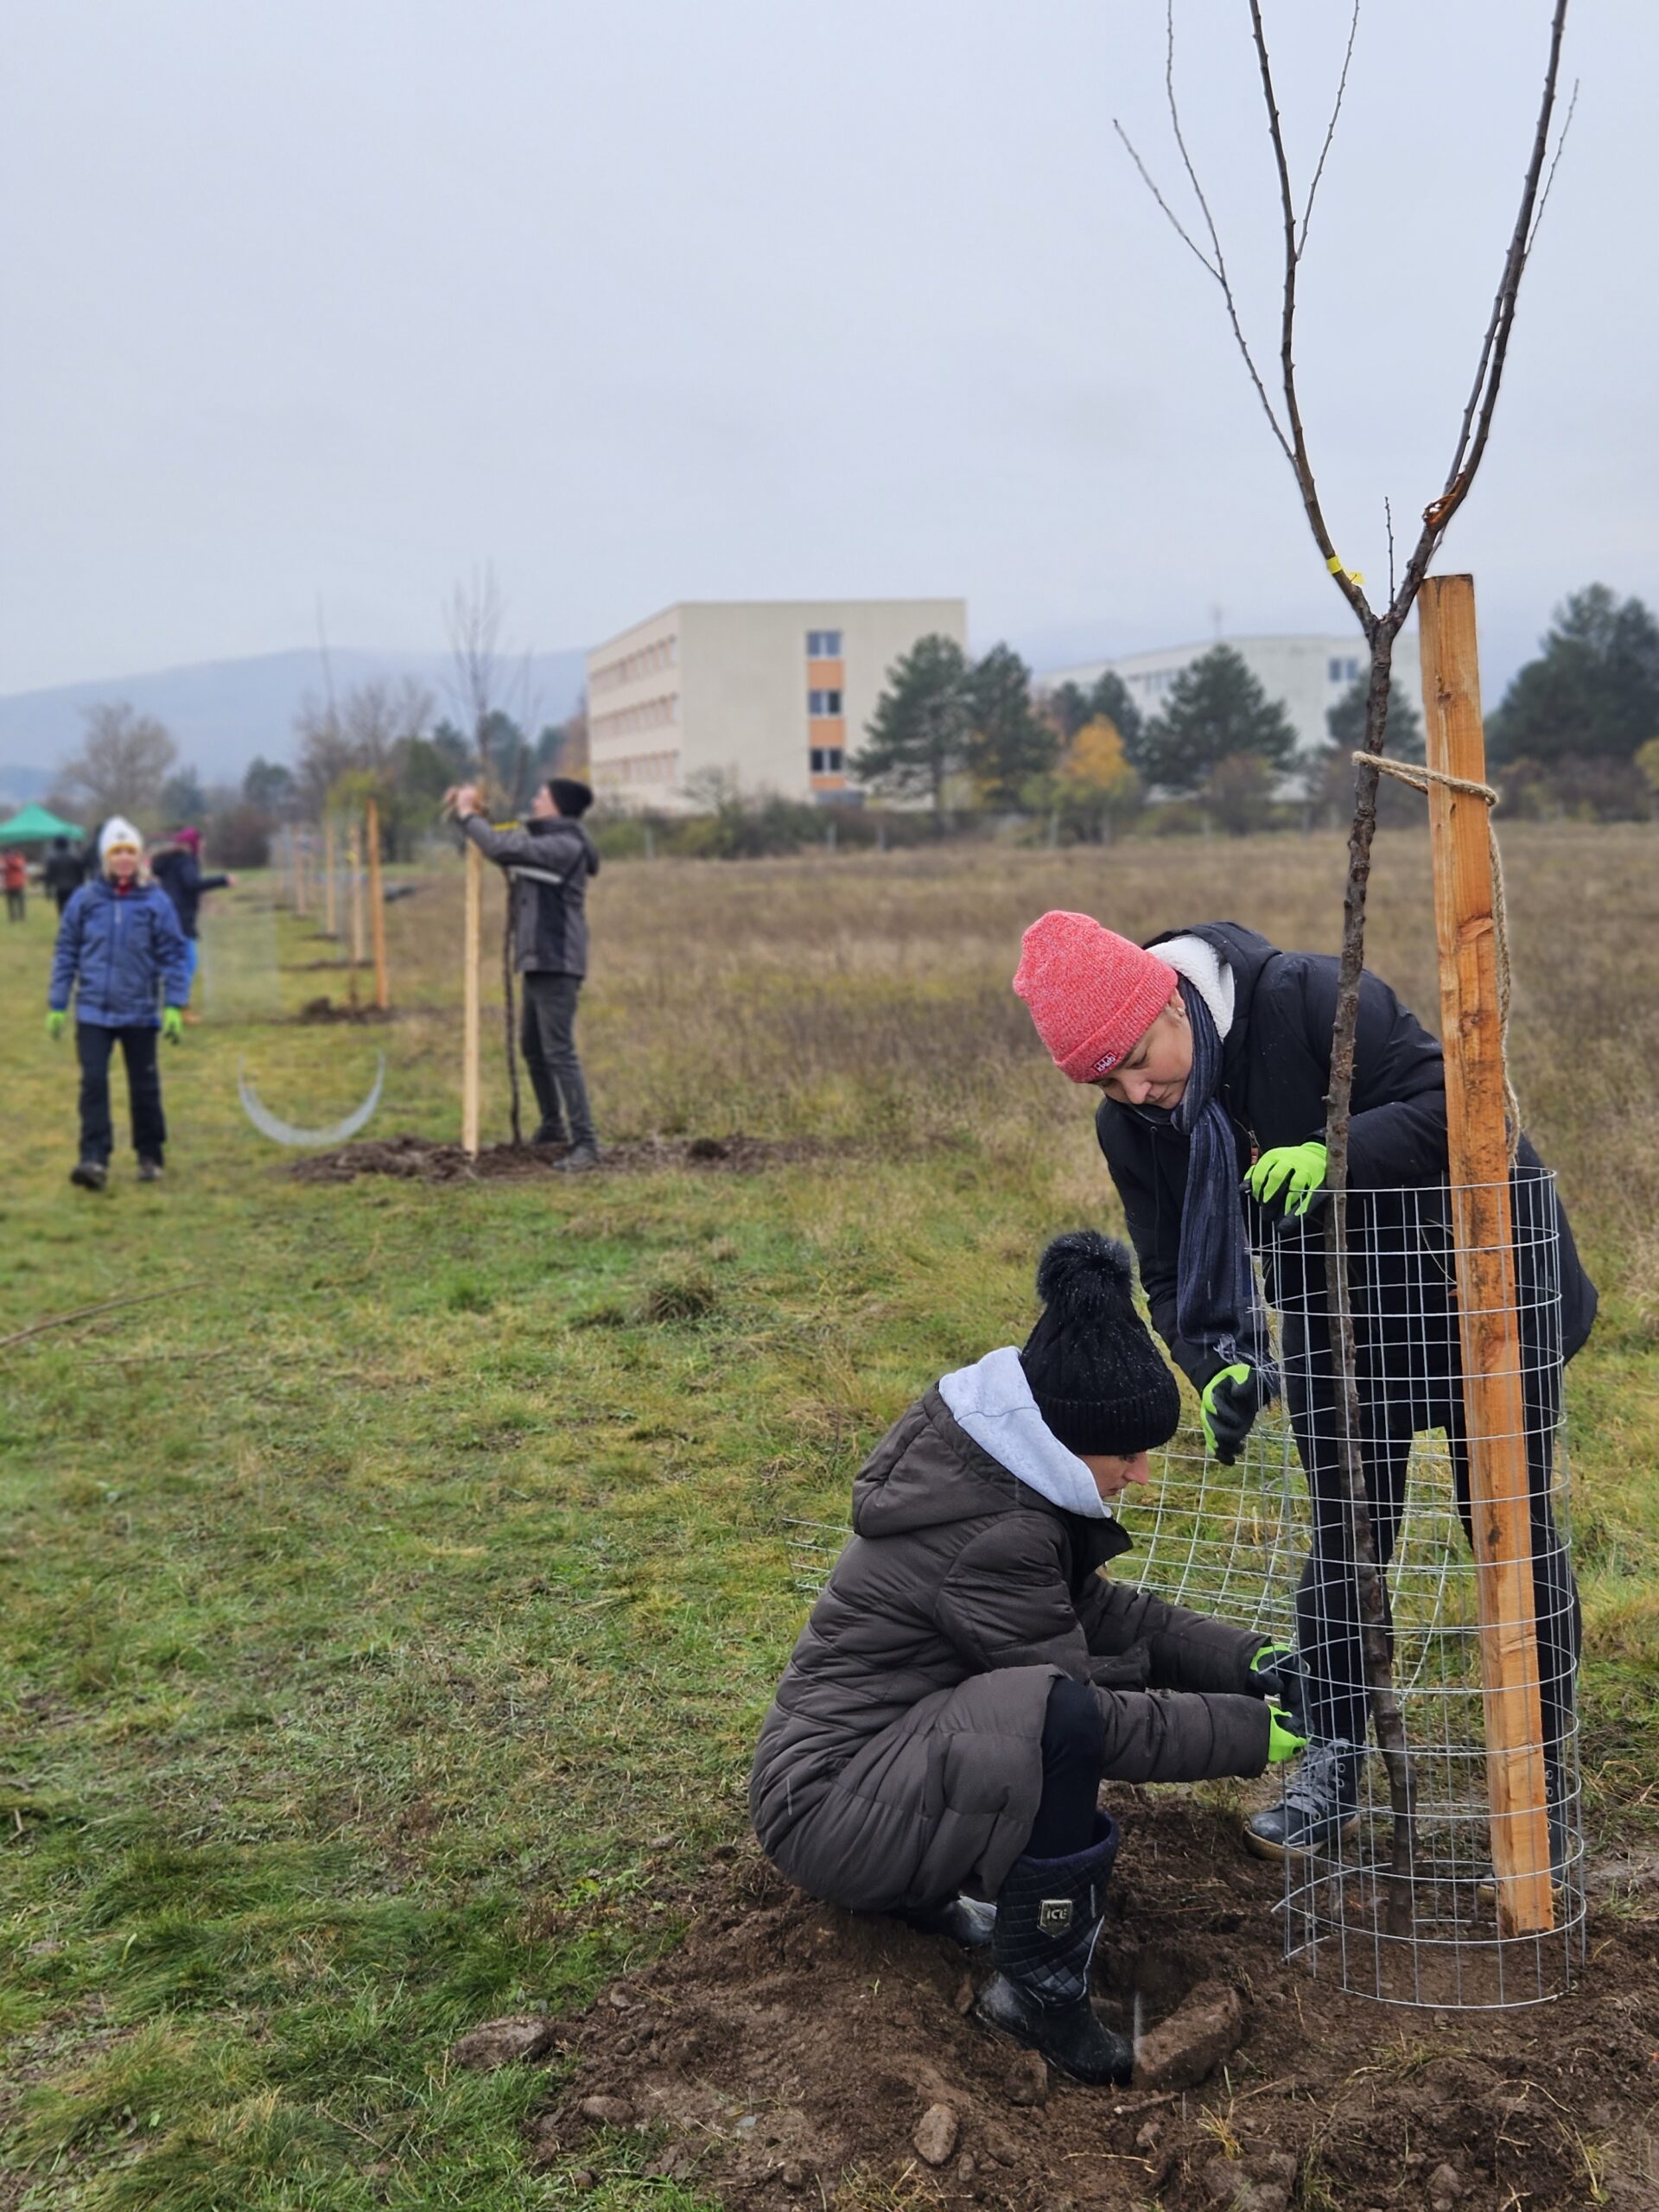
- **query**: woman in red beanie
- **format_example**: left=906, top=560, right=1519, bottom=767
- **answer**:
left=1013, top=912, right=1596, bottom=1862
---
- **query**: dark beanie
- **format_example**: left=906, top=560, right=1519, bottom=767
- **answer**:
left=549, top=776, right=594, bottom=817
left=1019, top=1231, right=1182, bottom=1456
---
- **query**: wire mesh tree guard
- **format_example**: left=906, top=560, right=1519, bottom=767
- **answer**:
left=1128, top=1172, right=1585, bottom=2011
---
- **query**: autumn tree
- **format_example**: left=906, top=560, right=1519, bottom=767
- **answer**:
left=1058, top=717, right=1140, bottom=842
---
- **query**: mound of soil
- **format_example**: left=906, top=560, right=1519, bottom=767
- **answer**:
left=291, top=1131, right=854, bottom=1183
left=292, top=995, right=397, bottom=1024
left=525, top=1794, right=1659, bottom=2212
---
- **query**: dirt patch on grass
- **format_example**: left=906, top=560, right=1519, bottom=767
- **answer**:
left=527, top=1796, right=1659, bottom=2212
left=290, top=1131, right=859, bottom=1183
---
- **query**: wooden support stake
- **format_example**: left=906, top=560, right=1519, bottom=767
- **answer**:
left=365, top=797, right=389, bottom=1012
left=295, top=830, right=309, bottom=917
left=462, top=839, right=482, bottom=1157
left=1419, top=572, right=1554, bottom=1939
left=322, top=818, right=338, bottom=938
left=347, top=819, right=366, bottom=967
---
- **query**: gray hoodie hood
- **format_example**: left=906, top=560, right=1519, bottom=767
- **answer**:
left=938, top=1345, right=1110, bottom=1521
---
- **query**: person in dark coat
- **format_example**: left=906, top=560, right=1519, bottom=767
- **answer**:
left=751, top=1232, right=1305, bottom=2085
left=149, top=828, right=233, bottom=1018
left=1014, top=912, right=1596, bottom=1861
left=47, top=817, right=190, bottom=1190
left=448, top=777, right=602, bottom=1170
left=42, top=836, right=86, bottom=914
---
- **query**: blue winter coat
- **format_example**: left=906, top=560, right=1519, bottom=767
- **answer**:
left=50, top=879, right=191, bottom=1028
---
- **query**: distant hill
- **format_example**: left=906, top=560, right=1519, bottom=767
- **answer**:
left=0, top=646, right=589, bottom=793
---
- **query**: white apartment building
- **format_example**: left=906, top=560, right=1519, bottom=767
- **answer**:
left=1039, top=631, right=1421, bottom=767
left=586, top=598, right=968, bottom=811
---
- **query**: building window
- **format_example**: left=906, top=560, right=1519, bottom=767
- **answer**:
left=806, top=628, right=843, bottom=658
left=1328, top=657, right=1360, bottom=684
left=810, top=747, right=845, bottom=775
left=808, top=688, right=843, bottom=715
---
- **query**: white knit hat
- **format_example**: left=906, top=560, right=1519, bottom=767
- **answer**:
left=99, top=817, right=143, bottom=860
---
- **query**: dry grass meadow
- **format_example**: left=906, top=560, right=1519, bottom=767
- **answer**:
left=2, top=820, right=1656, bottom=2209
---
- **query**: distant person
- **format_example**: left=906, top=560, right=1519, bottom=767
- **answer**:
left=42, top=835, right=86, bottom=915
left=149, top=826, right=234, bottom=1021
left=47, top=817, right=190, bottom=1191
left=445, top=777, right=602, bottom=1172
left=3, top=847, right=25, bottom=921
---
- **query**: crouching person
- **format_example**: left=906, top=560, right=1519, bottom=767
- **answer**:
left=750, top=1232, right=1305, bottom=2087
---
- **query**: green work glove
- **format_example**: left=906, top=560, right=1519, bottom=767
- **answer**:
left=162, top=1007, right=184, bottom=1045
left=1250, top=1643, right=1309, bottom=1735
left=1246, top=1139, right=1328, bottom=1219
left=1200, top=1363, right=1262, bottom=1465
left=45, top=1009, right=67, bottom=1041
left=1266, top=1700, right=1309, bottom=1764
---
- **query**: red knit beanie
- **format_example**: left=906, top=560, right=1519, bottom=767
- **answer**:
left=1013, top=911, right=1179, bottom=1084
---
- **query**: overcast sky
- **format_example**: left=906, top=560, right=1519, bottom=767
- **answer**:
left=1, top=1, right=1652, bottom=696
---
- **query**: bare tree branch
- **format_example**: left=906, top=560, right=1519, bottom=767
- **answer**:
left=1526, top=77, right=1580, bottom=255
left=1297, top=0, right=1361, bottom=261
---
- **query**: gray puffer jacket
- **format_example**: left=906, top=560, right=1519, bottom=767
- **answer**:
left=461, top=811, right=599, bottom=976
left=750, top=1382, right=1270, bottom=1915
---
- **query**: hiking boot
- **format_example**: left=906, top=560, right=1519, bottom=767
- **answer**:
left=556, top=1142, right=602, bottom=1173
left=137, top=1158, right=164, bottom=1184
left=70, top=1160, right=108, bottom=1191
left=898, top=1894, right=996, bottom=1949
left=1243, top=1740, right=1362, bottom=1861
left=976, top=1815, right=1132, bottom=2086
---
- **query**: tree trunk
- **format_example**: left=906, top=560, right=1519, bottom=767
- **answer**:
left=1323, top=623, right=1415, bottom=1934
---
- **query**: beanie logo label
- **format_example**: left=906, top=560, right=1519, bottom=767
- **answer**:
left=1091, top=1051, right=1121, bottom=1075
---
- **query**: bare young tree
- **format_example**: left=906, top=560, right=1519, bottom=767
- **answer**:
left=445, top=564, right=525, bottom=1141
left=54, top=702, right=179, bottom=825
left=1118, top=0, right=1574, bottom=1923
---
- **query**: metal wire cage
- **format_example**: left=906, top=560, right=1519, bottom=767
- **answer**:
left=1135, top=1171, right=1585, bottom=2008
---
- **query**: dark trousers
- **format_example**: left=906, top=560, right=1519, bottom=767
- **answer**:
left=77, top=1023, right=166, bottom=1165
left=4, top=888, right=22, bottom=921
left=1025, top=1676, right=1106, bottom=1859
left=519, top=971, right=594, bottom=1147
left=1286, top=1318, right=1580, bottom=1763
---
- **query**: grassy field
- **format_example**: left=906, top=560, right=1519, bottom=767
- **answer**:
left=2, top=826, right=1656, bottom=2209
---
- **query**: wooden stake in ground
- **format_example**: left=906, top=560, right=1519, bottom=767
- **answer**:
left=295, top=830, right=309, bottom=917
left=1419, top=573, right=1554, bottom=1939
left=462, top=838, right=482, bottom=1158
left=322, top=817, right=339, bottom=938
left=365, top=797, right=389, bottom=1012
left=346, top=819, right=364, bottom=1007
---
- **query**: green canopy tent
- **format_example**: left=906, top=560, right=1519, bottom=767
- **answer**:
left=0, top=802, right=85, bottom=844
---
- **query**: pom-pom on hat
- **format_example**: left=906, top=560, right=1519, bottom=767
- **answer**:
left=1019, top=1230, right=1182, bottom=1457
left=1013, top=910, right=1177, bottom=1084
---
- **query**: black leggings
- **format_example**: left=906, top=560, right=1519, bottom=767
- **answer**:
left=1026, top=1677, right=1105, bottom=1859
left=1287, top=1325, right=1580, bottom=1760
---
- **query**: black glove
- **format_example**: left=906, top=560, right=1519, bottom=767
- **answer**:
left=1248, top=1643, right=1310, bottom=1736
left=1199, top=1363, right=1271, bottom=1466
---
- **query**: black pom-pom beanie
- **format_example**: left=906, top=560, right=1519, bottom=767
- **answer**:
left=1018, top=1230, right=1182, bottom=1456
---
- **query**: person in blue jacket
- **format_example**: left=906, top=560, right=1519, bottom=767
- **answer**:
left=48, top=817, right=191, bottom=1191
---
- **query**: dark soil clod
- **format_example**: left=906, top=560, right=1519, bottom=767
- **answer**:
left=290, top=1131, right=855, bottom=1183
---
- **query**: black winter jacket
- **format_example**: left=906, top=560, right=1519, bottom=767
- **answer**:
left=751, top=1385, right=1269, bottom=1910
left=150, top=847, right=230, bottom=939
left=461, top=811, right=599, bottom=977
left=1096, top=923, right=1596, bottom=1391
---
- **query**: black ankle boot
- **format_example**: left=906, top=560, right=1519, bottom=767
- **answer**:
left=976, top=1814, right=1131, bottom=2086
left=897, top=1894, right=996, bottom=1948
left=1243, top=1739, right=1361, bottom=1860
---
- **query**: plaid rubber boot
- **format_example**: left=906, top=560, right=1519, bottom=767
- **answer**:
left=976, top=1813, right=1131, bottom=2086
